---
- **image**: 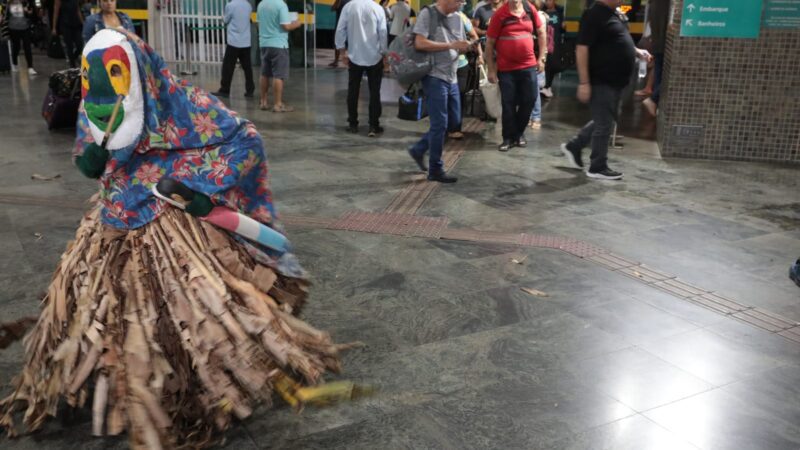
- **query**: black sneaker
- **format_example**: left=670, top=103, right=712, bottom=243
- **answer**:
left=514, top=137, right=527, bottom=147
left=368, top=126, right=384, bottom=137
left=560, top=143, right=584, bottom=170
left=498, top=140, right=512, bottom=152
left=244, top=91, right=254, bottom=98
left=586, top=168, right=623, bottom=180
left=427, top=172, right=458, bottom=183
left=346, top=124, right=358, bottom=133
left=211, top=91, right=230, bottom=98
left=408, top=149, right=427, bottom=172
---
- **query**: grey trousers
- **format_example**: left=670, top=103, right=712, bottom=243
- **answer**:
left=567, top=83, right=623, bottom=173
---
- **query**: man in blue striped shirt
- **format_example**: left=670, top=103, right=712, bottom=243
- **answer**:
left=335, top=0, right=388, bottom=137
left=213, top=0, right=255, bottom=98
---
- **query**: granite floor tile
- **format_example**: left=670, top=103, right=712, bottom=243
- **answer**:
left=644, top=387, right=800, bottom=450
left=639, top=328, right=787, bottom=387
left=568, top=346, right=714, bottom=412
left=568, top=298, right=701, bottom=345
left=549, top=414, right=699, bottom=450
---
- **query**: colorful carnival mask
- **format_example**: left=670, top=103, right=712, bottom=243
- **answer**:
left=81, top=29, right=144, bottom=151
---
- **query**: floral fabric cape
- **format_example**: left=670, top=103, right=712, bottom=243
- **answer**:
left=73, top=31, right=303, bottom=275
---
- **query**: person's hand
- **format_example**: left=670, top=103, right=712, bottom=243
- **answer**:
left=476, top=55, right=484, bottom=66
left=451, top=40, right=471, bottom=53
left=51, top=28, right=57, bottom=36
left=537, top=58, right=545, bottom=73
left=577, top=83, right=591, bottom=103
left=488, top=68, right=498, bottom=84
left=636, top=48, right=652, bottom=62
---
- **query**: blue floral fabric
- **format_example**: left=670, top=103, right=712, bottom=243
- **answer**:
left=74, top=30, right=278, bottom=232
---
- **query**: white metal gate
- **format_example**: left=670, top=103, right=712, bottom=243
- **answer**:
left=158, top=0, right=228, bottom=64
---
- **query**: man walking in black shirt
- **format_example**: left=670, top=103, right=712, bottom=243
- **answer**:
left=560, top=0, right=650, bottom=180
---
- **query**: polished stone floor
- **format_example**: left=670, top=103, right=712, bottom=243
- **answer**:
left=1, top=52, right=799, bottom=450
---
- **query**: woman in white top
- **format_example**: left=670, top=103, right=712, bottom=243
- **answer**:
left=387, top=0, right=411, bottom=45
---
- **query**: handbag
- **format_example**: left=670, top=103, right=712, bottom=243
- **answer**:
left=47, top=35, right=65, bottom=59
left=397, top=85, right=428, bottom=121
left=478, top=64, right=501, bottom=120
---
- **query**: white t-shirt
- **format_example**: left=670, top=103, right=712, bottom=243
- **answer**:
left=389, top=2, right=412, bottom=36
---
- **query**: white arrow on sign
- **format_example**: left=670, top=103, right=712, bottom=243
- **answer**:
left=685, top=19, right=694, bottom=26
left=687, top=3, right=696, bottom=12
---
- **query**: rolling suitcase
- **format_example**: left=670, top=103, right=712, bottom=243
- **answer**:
left=42, top=88, right=81, bottom=129
left=43, top=68, right=82, bottom=129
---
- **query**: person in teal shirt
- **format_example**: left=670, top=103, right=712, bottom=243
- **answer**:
left=257, top=0, right=301, bottom=112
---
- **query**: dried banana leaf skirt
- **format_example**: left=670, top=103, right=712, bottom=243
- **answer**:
left=1, top=206, right=341, bottom=448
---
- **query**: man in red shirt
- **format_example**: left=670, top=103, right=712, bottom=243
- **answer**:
left=485, top=0, right=547, bottom=152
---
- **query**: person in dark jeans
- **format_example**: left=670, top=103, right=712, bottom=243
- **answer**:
left=213, top=0, right=255, bottom=98
left=5, top=0, right=38, bottom=75
left=642, top=0, right=670, bottom=116
left=407, top=0, right=472, bottom=183
left=335, top=0, right=388, bottom=136
left=560, top=0, right=650, bottom=180
left=541, top=0, right=565, bottom=97
left=485, top=0, right=547, bottom=151
left=51, top=0, right=83, bottom=68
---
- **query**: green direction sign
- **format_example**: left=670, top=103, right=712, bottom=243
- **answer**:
left=680, top=0, right=764, bottom=38
left=764, top=0, right=800, bottom=28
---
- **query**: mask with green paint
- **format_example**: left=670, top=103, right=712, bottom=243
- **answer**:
left=81, top=29, right=144, bottom=151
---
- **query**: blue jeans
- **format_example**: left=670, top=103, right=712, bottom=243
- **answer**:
left=410, top=76, right=460, bottom=176
left=530, top=70, right=546, bottom=121
left=498, top=67, right=536, bottom=142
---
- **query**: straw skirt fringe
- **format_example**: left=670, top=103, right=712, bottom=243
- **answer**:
left=1, top=207, right=341, bottom=448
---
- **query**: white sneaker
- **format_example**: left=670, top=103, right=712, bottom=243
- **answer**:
left=28, top=67, right=37, bottom=76
left=541, top=87, right=553, bottom=98
left=586, top=168, right=623, bottom=180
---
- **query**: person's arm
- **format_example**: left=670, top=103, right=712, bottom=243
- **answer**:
left=574, top=10, right=596, bottom=103
left=414, top=33, right=467, bottom=52
left=575, top=44, right=590, bottom=102
left=485, top=8, right=502, bottom=82
left=281, top=20, right=303, bottom=30
left=485, top=37, right=497, bottom=83
left=51, top=0, right=61, bottom=34
left=279, top=3, right=302, bottom=31
left=81, top=14, right=93, bottom=42
left=468, top=25, right=483, bottom=65
left=123, top=12, right=135, bottom=32
left=223, top=4, right=232, bottom=25
left=536, top=13, right=547, bottom=72
left=334, top=4, right=348, bottom=50
left=377, top=7, right=388, bottom=55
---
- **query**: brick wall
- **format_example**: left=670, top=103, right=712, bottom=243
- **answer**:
left=658, top=0, right=800, bottom=163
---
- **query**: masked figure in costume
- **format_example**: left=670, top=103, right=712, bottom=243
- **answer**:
left=1, top=29, right=343, bottom=448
